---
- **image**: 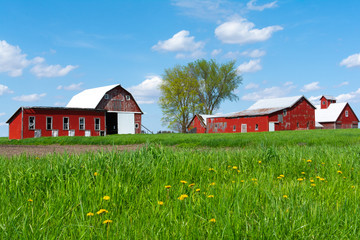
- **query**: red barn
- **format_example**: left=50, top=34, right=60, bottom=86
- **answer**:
left=187, top=114, right=213, bottom=133
left=315, top=95, right=359, bottom=129
left=189, top=96, right=316, bottom=134
left=7, top=107, right=106, bottom=139
left=7, top=84, right=143, bottom=139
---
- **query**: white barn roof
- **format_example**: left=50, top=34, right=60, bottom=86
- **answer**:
left=315, top=102, right=347, bottom=122
left=247, top=96, right=304, bottom=110
left=66, top=84, right=120, bottom=108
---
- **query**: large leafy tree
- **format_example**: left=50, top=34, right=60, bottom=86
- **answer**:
left=159, top=65, right=199, bottom=133
left=159, top=59, right=242, bottom=132
left=188, top=59, right=242, bottom=115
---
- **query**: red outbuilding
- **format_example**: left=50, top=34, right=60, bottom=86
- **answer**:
left=315, top=95, right=359, bottom=129
left=7, top=84, right=143, bottom=139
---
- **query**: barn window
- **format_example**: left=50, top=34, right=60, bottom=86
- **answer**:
left=94, top=118, right=100, bottom=131
left=46, top=117, right=52, bottom=130
left=233, top=125, right=236, bottom=131
left=126, top=95, right=131, bottom=101
left=255, top=124, right=259, bottom=130
left=79, top=117, right=85, bottom=130
left=104, top=94, right=109, bottom=99
left=297, top=122, right=299, bottom=128
left=29, top=116, right=35, bottom=130
left=63, top=117, right=69, bottom=130
left=322, top=101, right=325, bottom=105
left=135, top=123, right=139, bottom=129
left=345, top=110, right=349, bottom=117
left=283, top=109, right=287, bottom=116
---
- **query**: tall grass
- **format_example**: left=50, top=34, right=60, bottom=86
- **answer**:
left=1, top=143, right=360, bottom=239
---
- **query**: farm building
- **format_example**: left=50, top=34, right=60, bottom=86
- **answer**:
left=315, top=95, right=359, bottom=129
left=7, top=84, right=143, bottom=139
left=188, top=95, right=316, bottom=133
left=187, top=114, right=214, bottom=133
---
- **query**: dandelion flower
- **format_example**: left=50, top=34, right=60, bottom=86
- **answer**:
left=320, top=178, right=325, bottom=181
left=209, top=218, right=216, bottom=223
left=208, top=168, right=214, bottom=171
left=196, top=189, right=201, bottom=192
left=233, top=166, right=238, bottom=170
left=97, top=209, right=109, bottom=215
left=277, top=177, right=282, bottom=179
left=103, top=220, right=113, bottom=224
left=316, top=176, right=321, bottom=179
left=338, top=164, right=341, bottom=166
left=232, top=181, right=235, bottom=183
left=210, top=182, right=215, bottom=186
left=180, top=180, right=187, bottom=184
left=208, top=195, right=214, bottom=198
left=258, top=161, right=262, bottom=164
left=279, top=174, right=285, bottom=178
left=87, top=212, right=94, bottom=216
left=188, top=183, right=195, bottom=187
left=307, top=159, right=312, bottom=163
left=352, top=186, right=355, bottom=189
left=311, top=184, right=316, bottom=187
left=337, top=171, right=343, bottom=174
left=301, top=172, right=305, bottom=175
left=321, top=162, right=325, bottom=165
left=310, top=179, right=315, bottom=183
left=94, top=172, right=98, bottom=176
left=283, top=195, right=288, bottom=198
left=165, top=185, right=171, bottom=189
left=240, top=180, right=245, bottom=183
left=28, top=199, right=33, bottom=202
left=158, top=201, right=164, bottom=205
left=297, top=178, right=304, bottom=181
left=103, top=196, right=110, bottom=201
left=178, top=194, right=188, bottom=200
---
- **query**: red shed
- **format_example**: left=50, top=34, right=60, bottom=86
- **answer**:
left=315, top=96, right=359, bottom=129
left=187, top=114, right=213, bottom=133
left=205, top=96, right=316, bottom=133
left=6, top=107, right=106, bottom=139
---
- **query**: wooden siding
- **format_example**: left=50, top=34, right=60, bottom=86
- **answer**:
left=187, top=115, right=207, bottom=133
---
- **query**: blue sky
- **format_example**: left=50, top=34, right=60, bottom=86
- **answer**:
left=1, top=0, right=360, bottom=136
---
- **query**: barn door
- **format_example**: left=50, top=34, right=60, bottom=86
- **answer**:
left=68, top=130, right=75, bottom=136
left=34, top=129, right=41, bottom=138
left=52, top=130, right=58, bottom=137
left=117, top=112, right=135, bottom=134
left=241, top=124, right=247, bottom=133
left=269, top=122, right=275, bottom=132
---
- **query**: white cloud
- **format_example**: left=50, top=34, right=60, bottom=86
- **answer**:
left=308, top=95, right=322, bottom=105
left=335, top=81, right=349, bottom=88
left=0, top=84, right=13, bottom=95
left=247, top=0, right=277, bottom=11
left=0, top=122, right=6, bottom=127
left=244, top=83, right=259, bottom=89
left=300, top=81, right=321, bottom=92
left=13, top=93, right=46, bottom=102
left=127, top=75, right=163, bottom=104
left=237, top=59, right=262, bottom=73
left=57, top=82, right=83, bottom=91
left=242, top=82, right=296, bottom=101
left=0, top=40, right=30, bottom=77
left=152, top=30, right=204, bottom=53
left=340, top=53, right=360, bottom=68
left=31, top=61, right=78, bottom=78
left=0, top=112, right=5, bottom=117
left=215, top=17, right=283, bottom=45
left=336, top=88, right=360, bottom=103
left=211, top=49, right=222, bottom=57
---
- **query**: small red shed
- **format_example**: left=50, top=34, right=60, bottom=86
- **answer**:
left=315, top=96, right=359, bottom=129
left=7, top=107, right=106, bottom=139
left=187, top=114, right=213, bottom=133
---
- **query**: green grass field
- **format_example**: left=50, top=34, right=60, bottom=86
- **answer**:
left=1, top=129, right=360, bottom=239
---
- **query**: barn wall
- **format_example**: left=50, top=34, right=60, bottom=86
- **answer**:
left=269, top=98, right=315, bottom=131
left=336, top=104, right=359, bottom=129
left=135, top=113, right=142, bottom=134
left=96, top=86, right=142, bottom=112
left=207, top=116, right=269, bottom=133
left=187, top=116, right=206, bottom=133
left=21, top=108, right=106, bottom=139
left=8, top=110, right=22, bottom=140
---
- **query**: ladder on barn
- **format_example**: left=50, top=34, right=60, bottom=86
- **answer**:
left=141, top=124, right=153, bottom=134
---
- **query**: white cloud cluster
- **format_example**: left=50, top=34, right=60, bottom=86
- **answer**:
left=0, top=40, right=78, bottom=78
left=128, top=75, right=163, bottom=104
left=237, top=59, right=262, bottom=73
left=57, top=82, right=84, bottom=91
left=0, top=112, right=5, bottom=117
left=0, top=84, right=13, bottom=96
left=13, top=93, right=46, bottom=102
left=300, top=81, right=321, bottom=92
left=336, top=88, right=360, bottom=103
left=215, top=18, right=283, bottom=45
left=247, top=0, right=277, bottom=11
left=244, top=83, right=259, bottom=89
left=211, top=49, right=222, bottom=57
left=340, top=53, right=360, bottom=68
left=241, top=82, right=295, bottom=101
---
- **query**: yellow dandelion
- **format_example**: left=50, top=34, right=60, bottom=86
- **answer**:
left=240, top=180, right=245, bottom=183
left=188, top=183, right=195, bottom=187
left=320, top=178, right=325, bottom=181
left=178, top=194, right=188, bottom=200
left=237, top=170, right=240, bottom=173
left=210, top=182, right=215, bottom=186
left=251, top=178, right=257, bottom=181
left=338, top=164, right=341, bottom=166
left=103, top=196, right=110, bottom=201
left=233, top=166, right=238, bottom=170
left=103, top=220, right=113, bottom=224
left=97, top=209, right=109, bottom=215
left=343, top=177, right=347, bottom=179
left=301, top=172, right=305, bottom=175
left=258, top=161, right=262, bottom=164
left=297, top=178, right=304, bottom=181
left=351, top=186, right=355, bottom=189
left=180, top=180, right=187, bottom=184
left=196, top=188, right=201, bottom=192
left=321, top=162, right=325, bottom=165
left=208, top=168, right=214, bottom=171
left=316, top=176, right=321, bottom=179
left=279, top=174, right=285, bottom=178
left=165, top=185, right=171, bottom=189
left=277, top=177, right=282, bottom=179
left=307, top=159, right=312, bottom=163
left=232, top=181, right=235, bottom=183
left=209, top=218, right=216, bottom=223
left=311, top=184, right=316, bottom=187
left=283, top=195, right=288, bottom=198
left=158, top=201, right=164, bottom=205
left=87, top=212, right=94, bottom=216
left=94, top=172, right=98, bottom=176
left=310, top=179, right=315, bottom=183
left=27, top=199, right=33, bottom=202
left=337, top=171, right=343, bottom=174
left=208, top=195, right=214, bottom=198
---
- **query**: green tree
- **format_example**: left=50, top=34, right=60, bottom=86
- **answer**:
left=159, top=65, right=199, bottom=133
left=189, top=59, right=242, bottom=115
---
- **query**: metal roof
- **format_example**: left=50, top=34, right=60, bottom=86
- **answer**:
left=247, top=95, right=304, bottom=110
left=66, top=84, right=120, bottom=108
left=228, top=107, right=284, bottom=118
left=315, top=102, right=347, bottom=122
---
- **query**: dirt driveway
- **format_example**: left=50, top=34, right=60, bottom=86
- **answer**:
left=0, top=144, right=144, bottom=158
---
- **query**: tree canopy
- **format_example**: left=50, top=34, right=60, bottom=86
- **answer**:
left=159, top=59, right=242, bottom=133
